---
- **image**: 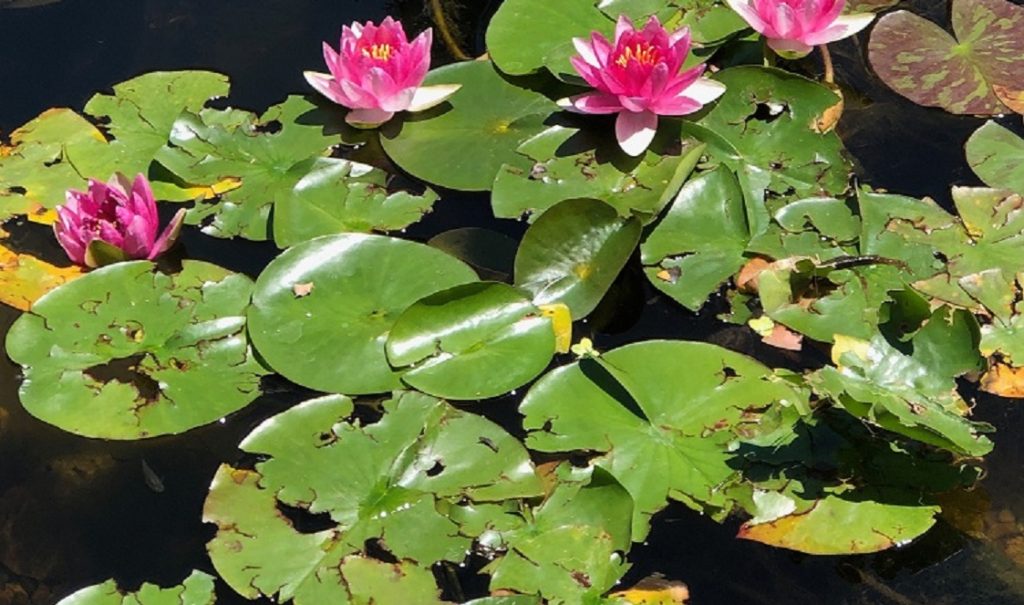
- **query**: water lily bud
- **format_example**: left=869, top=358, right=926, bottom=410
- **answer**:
left=565, top=16, right=727, bottom=157
left=304, top=17, right=461, bottom=128
left=54, top=173, right=185, bottom=268
left=727, top=0, right=875, bottom=58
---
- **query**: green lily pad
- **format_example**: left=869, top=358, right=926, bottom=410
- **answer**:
left=491, top=124, right=705, bottom=221
left=427, top=228, right=519, bottom=281
left=156, top=95, right=342, bottom=240
left=965, top=121, right=1024, bottom=195
left=684, top=66, right=852, bottom=237
left=810, top=331, right=993, bottom=456
left=641, top=167, right=749, bottom=311
left=484, top=467, right=633, bottom=603
left=380, top=61, right=557, bottom=191
left=248, top=234, right=478, bottom=395
left=205, top=391, right=542, bottom=604
left=485, top=0, right=612, bottom=78
left=868, top=0, right=1024, bottom=115
left=56, top=571, right=216, bottom=605
left=272, top=157, right=438, bottom=248
left=0, top=71, right=229, bottom=219
left=386, top=282, right=555, bottom=400
left=747, top=196, right=860, bottom=260
left=515, top=198, right=642, bottom=319
left=5, top=260, right=267, bottom=439
left=520, top=340, right=807, bottom=538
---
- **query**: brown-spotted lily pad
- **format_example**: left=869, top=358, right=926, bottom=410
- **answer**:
left=869, top=0, right=1024, bottom=115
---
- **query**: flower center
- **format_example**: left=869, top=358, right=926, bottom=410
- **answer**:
left=614, top=42, right=661, bottom=68
left=361, top=43, right=394, bottom=62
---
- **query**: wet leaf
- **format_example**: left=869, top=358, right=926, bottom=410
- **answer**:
left=248, top=234, right=478, bottom=395
left=640, top=167, right=748, bottom=311
left=272, top=157, right=438, bottom=248
left=484, top=467, right=633, bottom=602
left=386, top=282, right=555, bottom=400
left=427, top=228, right=519, bottom=282
left=868, top=0, right=1024, bottom=115
left=380, top=61, right=557, bottom=191
left=515, top=198, right=642, bottom=319
left=610, top=574, right=690, bottom=604
left=156, top=96, right=341, bottom=240
left=520, top=340, right=808, bottom=538
left=980, top=362, right=1024, bottom=398
left=205, top=391, right=542, bottom=604
left=486, top=0, right=612, bottom=78
left=492, top=124, right=704, bottom=222
left=5, top=260, right=267, bottom=439
left=55, top=571, right=216, bottom=605
left=965, top=121, right=1024, bottom=195
left=0, top=243, right=84, bottom=311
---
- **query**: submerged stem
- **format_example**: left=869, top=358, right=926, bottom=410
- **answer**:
left=819, top=44, right=835, bottom=85
left=429, top=0, right=471, bottom=61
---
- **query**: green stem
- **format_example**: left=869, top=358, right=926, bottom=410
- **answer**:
left=819, top=44, right=835, bottom=85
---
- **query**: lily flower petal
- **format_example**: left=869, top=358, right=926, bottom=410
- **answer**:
left=407, top=84, right=462, bottom=112
left=616, top=110, right=658, bottom=157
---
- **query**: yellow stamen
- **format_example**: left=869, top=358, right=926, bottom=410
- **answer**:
left=614, top=42, right=661, bottom=68
left=361, top=43, right=394, bottom=61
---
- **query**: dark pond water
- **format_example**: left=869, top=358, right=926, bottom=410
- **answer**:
left=3, top=0, right=1024, bottom=603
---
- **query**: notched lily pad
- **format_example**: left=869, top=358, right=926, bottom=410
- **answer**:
left=965, top=121, right=1024, bottom=195
left=248, top=234, right=479, bottom=395
left=205, top=391, right=542, bottom=604
left=386, top=282, right=556, bottom=400
left=0, top=241, right=84, bottom=311
left=869, top=0, right=1024, bottom=115
left=5, top=260, right=267, bottom=439
left=55, top=571, right=216, bottom=605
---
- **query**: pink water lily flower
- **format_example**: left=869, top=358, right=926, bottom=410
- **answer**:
left=726, top=0, right=874, bottom=58
left=566, top=16, right=727, bottom=157
left=54, top=173, right=185, bottom=268
left=304, top=17, right=461, bottom=128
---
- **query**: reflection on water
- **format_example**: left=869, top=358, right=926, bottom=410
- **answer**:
left=3, top=0, right=1024, bottom=603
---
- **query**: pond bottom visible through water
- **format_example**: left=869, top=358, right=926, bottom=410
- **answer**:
left=3, top=0, right=1024, bottom=603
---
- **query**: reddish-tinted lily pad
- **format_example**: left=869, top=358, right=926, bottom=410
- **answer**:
left=869, top=0, right=1024, bottom=115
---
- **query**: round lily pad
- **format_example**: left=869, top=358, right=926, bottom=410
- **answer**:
left=387, top=282, right=555, bottom=400
left=514, top=198, right=642, bottom=319
left=869, top=0, right=1024, bottom=115
left=380, top=61, right=557, bottom=191
left=205, top=391, right=543, bottom=604
left=5, top=260, right=267, bottom=439
left=56, top=571, right=216, bottom=605
left=965, top=121, right=1024, bottom=195
left=248, top=234, right=479, bottom=395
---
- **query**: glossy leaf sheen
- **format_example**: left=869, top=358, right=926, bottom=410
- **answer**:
left=56, top=571, right=216, bottom=605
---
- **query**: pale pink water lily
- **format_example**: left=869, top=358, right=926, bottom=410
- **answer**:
left=726, top=0, right=874, bottom=58
left=304, top=17, right=461, bottom=128
left=54, top=173, right=185, bottom=268
left=565, top=16, right=727, bottom=157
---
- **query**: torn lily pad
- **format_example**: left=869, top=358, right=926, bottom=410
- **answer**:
left=965, top=121, right=1024, bottom=195
left=205, top=392, right=542, bottom=604
left=869, top=0, right=1024, bottom=115
left=520, top=340, right=808, bottom=538
left=55, top=571, right=216, bottom=605
left=386, top=282, right=556, bottom=400
left=491, top=124, right=704, bottom=222
left=248, top=233, right=478, bottom=395
left=272, top=157, right=438, bottom=249
left=156, top=95, right=342, bottom=240
left=5, top=260, right=267, bottom=439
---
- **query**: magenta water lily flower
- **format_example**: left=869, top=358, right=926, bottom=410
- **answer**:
left=54, top=173, right=185, bottom=268
left=726, top=0, right=874, bottom=58
left=304, top=17, right=461, bottom=128
left=565, top=16, right=727, bottom=157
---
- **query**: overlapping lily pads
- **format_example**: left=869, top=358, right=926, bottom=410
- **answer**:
left=965, top=121, right=1024, bottom=194
left=380, top=61, right=557, bottom=191
left=869, top=0, right=1024, bottom=115
left=205, top=391, right=542, bottom=604
left=56, top=571, right=216, bottom=605
left=5, top=260, right=267, bottom=439
left=248, top=234, right=478, bottom=394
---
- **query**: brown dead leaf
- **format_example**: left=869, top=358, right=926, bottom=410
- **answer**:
left=292, top=282, right=315, bottom=298
left=980, top=362, right=1024, bottom=398
left=762, top=323, right=803, bottom=351
left=814, top=85, right=845, bottom=133
left=994, top=85, right=1024, bottom=115
left=610, top=574, right=690, bottom=604
left=0, top=244, right=84, bottom=310
left=656, top=267, right=680, bottom=284
left=736, top=257, right=771, bottom=293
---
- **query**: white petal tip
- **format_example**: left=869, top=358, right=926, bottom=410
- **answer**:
left=407, top=84, right=462, bottom=113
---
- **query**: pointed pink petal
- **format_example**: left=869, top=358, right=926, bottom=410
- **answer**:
left=726, top=0, right=769, bottom=34
left=304, top=71, right=353, bottom=107
left=766, top=36, right=814, bottom=58
left=682, top=78, right=727, bottom=105
left=572, top=36, right=601, bottom=68
left=345, top=108, right=395, bottom=128
left=616, top=110, right=658, bottom=157
left=149, top=209, right=186, bottom=259
left=614, top=15, right=635, bottom=42
left=567, top=92, right=623, bottom=114
left=802, top=13, right=874, bottom=45
left=407, top=84, right=461, bottom=112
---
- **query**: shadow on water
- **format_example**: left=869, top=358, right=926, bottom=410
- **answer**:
left=3, top=0, right=1024, bottom=603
